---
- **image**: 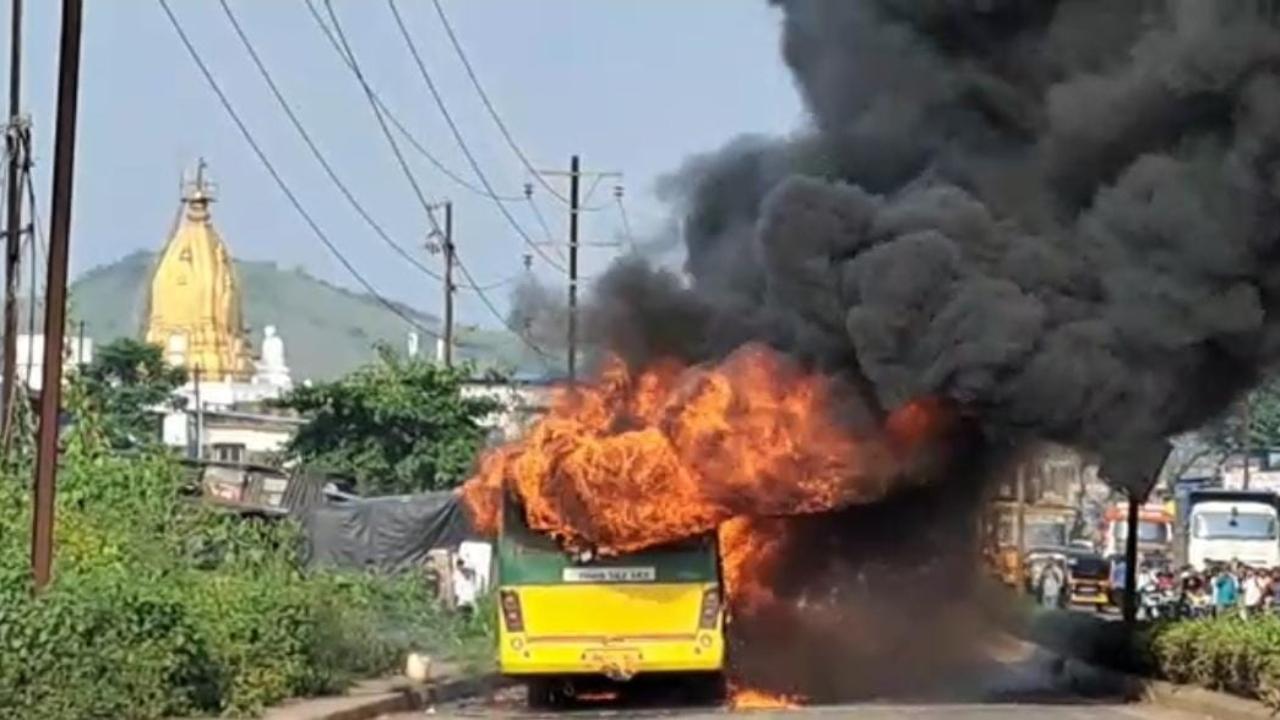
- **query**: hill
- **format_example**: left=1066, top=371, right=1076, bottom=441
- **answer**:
left=68, top=251, right=539, bottom=381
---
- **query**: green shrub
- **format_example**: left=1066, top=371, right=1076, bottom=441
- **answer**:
left=0, top=398, right=490, bottom=718
left=1146, top=616, right=1280, bottom=707
left=0, top=568, right=217, bottom=720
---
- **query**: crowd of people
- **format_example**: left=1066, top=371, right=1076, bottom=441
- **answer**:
left=1119, top=560, right=1280, bottom=619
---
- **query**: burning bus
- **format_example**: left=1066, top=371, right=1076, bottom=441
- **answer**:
left=495, top=493, right=726, bottom=706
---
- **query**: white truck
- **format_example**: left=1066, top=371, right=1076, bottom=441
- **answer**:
left=1186, top=490, right=1280, bottom=570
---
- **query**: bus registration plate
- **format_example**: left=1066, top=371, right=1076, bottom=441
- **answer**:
left=562, top=566, right=656, bottom=583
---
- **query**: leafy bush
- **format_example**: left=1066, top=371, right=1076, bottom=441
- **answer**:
left=0, top=381, right=490, bottom=718
left=1148, top=616, right=1280, bottom=706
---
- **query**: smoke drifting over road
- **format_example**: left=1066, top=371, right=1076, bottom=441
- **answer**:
left=587, top=0, right=1280, bottom=487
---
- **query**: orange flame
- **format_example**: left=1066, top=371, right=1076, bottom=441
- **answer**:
left=462, top=343, right=945, bottom=564
left=718, top=517, right=791, bottom=616
left=728, top=682, right=804, bottom=710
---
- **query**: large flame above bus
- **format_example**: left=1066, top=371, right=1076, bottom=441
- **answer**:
left=461, top=343, right=949, bottom=608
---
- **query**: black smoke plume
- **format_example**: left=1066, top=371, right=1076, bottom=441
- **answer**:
left=588, top=0, right=1280, bottom=490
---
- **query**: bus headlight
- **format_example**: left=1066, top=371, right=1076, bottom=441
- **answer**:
left=500, top=589, right=525, bottom=632
left=698, top=588, right=720, bottom=630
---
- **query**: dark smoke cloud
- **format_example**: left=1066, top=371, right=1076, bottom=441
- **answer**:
left=587, top=0, right=1280, bottom=490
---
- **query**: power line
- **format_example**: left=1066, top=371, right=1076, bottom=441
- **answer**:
left=321, top=0, right=554, bottom=363
left=378, top=0, right=568, bottom=275
left=429, top=0, right=571, bottom=207
left=157, top=0, right=440, bottom=339
left=453, top=253, right=555, bottom=366
left=614, top=186, right=636, bottom=252
left=316, top=1, right=445, bottom=240
left=299, top=0, right=524, bottom=203
left=459, top=271, right=522, bottom=293
left=523, top=185, right=566, bottom=264
left=217, top=0, right=444, bottom=284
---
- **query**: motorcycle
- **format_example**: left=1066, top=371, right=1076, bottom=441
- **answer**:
left=1139, top=586, right=1180, bottom=621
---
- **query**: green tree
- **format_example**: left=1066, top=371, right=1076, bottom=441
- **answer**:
left=275, top=346, right=501, bottom=494
left=1165, top=378, right=1280, bottom=485
left=77, top=338, right=187, bottom=449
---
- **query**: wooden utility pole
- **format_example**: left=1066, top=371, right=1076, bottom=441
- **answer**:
left=567, top=155, right=580, bottom=380
left=1, top=0, right=24, bottom=452
left=31, top=0, right=85, bottom=591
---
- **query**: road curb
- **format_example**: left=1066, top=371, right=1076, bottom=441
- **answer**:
left=260, top=673, right=507, bottom=720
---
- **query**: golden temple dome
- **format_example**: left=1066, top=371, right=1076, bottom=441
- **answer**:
left=143, top=161, right=252, bottom=381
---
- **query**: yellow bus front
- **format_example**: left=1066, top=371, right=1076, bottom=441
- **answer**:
left=496, top=502, right=724, bottom=680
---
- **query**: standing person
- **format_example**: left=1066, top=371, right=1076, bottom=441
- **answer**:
left=452, top=556, right=478, bottom=617
left=1110, top=556, right=1127, bottom=610
left=1041, top=559, right=1066, bottom=609
left=1243, top=568, right=1265, bottom=618
left=1213, top=564, right=1240, bottom=617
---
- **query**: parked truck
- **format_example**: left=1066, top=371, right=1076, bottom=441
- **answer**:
left=1099, top=502, right=1174, bottom=564
left=1185, top=490, right=1280, bottom=570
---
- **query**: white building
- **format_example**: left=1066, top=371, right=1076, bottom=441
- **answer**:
left=15, top=333, right=94, bottom=391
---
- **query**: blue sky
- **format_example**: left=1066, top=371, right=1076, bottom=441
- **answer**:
left=10, top=1, right=802, bottom=328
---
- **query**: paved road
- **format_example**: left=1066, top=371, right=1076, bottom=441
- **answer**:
left=384, top=702, right=1205, bottom=719
left=381, top=635, right=1209, bottom=719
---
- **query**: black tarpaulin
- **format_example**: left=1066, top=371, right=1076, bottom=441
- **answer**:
left=301, top=491, right=479, bottom=572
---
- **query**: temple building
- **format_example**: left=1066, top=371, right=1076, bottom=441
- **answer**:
left=147, top=162, right=297, bottom=463
left=144, top=163, right=254, bottom=382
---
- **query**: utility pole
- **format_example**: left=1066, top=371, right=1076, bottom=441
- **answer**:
left=530, top=158, right=623, bottom=381
left=567, top=155, right=580, bottom=380
left=1242, top=397, right=1253, bottom=490
left=442, top=202, right=454, bottom=368
left=1123, top=489, right=1141, bottom=624
left=1, top=0, right=24, bottom=452
left=425, top=201, right=454, bottom=367
left=193, top=366, right=203, bottom=460
left=1014, top=463, right=1026, bottom=596
left=31, top=0, right=85, bottom=591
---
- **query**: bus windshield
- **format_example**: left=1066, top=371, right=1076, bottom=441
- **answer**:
left=1114, top=520, right=1171, bottom=545
left=497, top=494, right=718, bottom=585
left=1025, top=522, right=1068, bottom=548
left=1192, top=512, right=1278, bottom=541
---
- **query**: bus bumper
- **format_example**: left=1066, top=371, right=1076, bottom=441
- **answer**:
left=499, top=632, right=725, bottom=679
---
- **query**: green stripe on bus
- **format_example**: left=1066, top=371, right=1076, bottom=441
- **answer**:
left=498, top=543, right=717, bottom=585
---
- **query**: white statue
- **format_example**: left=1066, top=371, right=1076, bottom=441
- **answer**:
left=255, top=325, right=292, bottom=390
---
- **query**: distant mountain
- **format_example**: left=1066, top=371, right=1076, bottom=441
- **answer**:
left=67, top=251, right=543, bottom=381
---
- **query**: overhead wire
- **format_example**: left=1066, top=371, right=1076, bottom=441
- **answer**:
left=321, top=0, right=556, bottom=364
left=217, top=0, right=445, bottom=283
left=524, top=191, right=566, bottom=264
left=428, top=0, right=571, bottom=207
left=614, top=190, right=636, bottom=253
left=299, top=0, right=523, bottom=203
left=378, top=0, right=569, bottom=276
left=460, top=272, right=522, bottom=293
left=157, top=0, right=441, bottom=339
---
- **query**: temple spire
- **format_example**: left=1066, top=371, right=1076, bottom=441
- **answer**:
left=144, top=160, right=252, bottom=381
